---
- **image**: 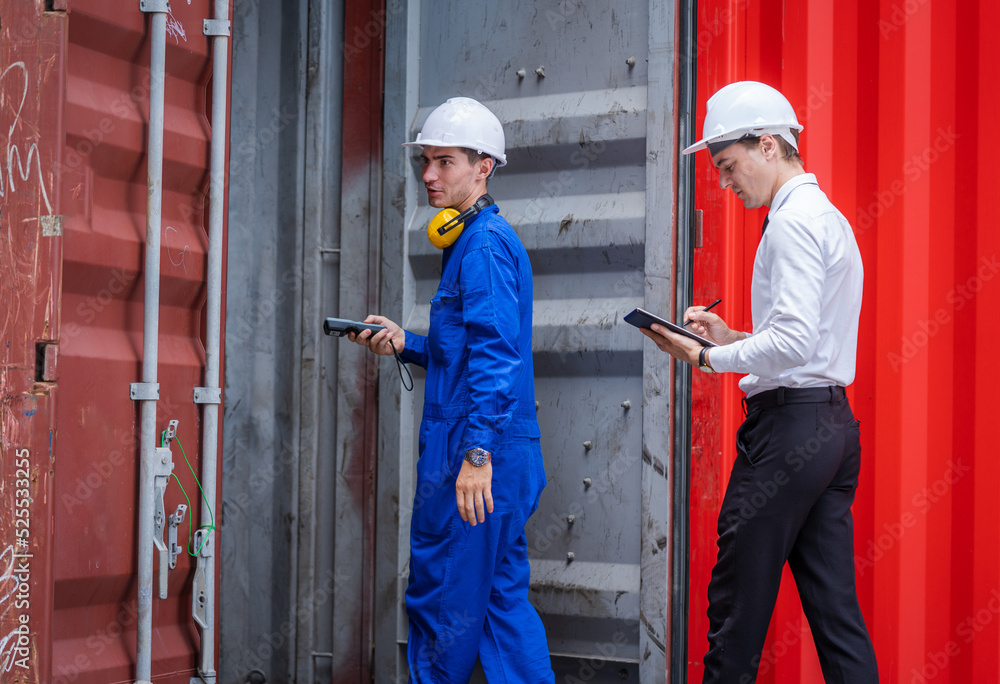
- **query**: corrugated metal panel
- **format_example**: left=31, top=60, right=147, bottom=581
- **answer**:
left=1, top=2, right=228, bottom=681
left=222, top=1, right=384, bottom=682
left=378, top=1, right=679, bottom=681
left=688, top=1, right=1000, bottom=682
left=220, top=1, right=307, bottom=680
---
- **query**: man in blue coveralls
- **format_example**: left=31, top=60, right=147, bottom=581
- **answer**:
left=350, top=97, right=555, bottom=682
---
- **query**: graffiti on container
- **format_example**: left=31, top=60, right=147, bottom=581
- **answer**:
left=164, top=226, right=190, bottom=274
left=1, top=544, right=22, bottom=672
left=166, top=8, right=188, bottom=44
left=0, top=61, right=53, bottom=215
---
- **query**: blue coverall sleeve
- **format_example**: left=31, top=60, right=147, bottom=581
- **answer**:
left=399, top=329, right=429, bottom=369
left=459, top=240, right=524, bottom=455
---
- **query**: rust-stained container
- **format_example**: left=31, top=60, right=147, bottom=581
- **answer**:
left=0, top=2, right=229, bottom=682
left=688, top=0, right=1000, bottom=682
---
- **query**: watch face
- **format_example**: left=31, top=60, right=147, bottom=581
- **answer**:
left=465, top=448, right=490, bottom=466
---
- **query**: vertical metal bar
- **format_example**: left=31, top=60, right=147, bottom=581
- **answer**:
left=672, top=1, right=698, bottom=681
left=136, top=1, right=167, bottom=682
left=193, top=2, right=231, bottom=682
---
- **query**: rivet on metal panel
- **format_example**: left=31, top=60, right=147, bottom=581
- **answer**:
left=621, top=399, right=631, bottom=409
left=203, top=18, right=232, bottom=36
left=516, top=68, right=526, bottom=79
left=583, top=440, right=593, bottom=450
left=567, top=515, right=575, bottom=525
left=535, top=66, right=545, bottom=77
left=130, top=382, right=160, bottom=401
left=41, top=215, right=62, bottom=236
left=626, top=56, right=637, bottom=67
left=583, top=477, right=592, bottom=488
left=566, top=552, right=575, bottom=562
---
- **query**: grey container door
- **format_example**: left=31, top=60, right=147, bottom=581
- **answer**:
left=376, top=2, right=680, bottom=682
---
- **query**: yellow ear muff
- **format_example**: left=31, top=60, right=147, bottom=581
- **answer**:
left=427, top=207, right=465, bottom=250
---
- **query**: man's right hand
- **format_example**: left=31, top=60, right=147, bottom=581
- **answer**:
left=348, top=315, right=406, bottom=356
left=681, top=306, right=746, bottom=346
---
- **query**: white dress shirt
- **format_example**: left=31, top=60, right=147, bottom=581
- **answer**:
left=709, top=173, right=863, bottom=397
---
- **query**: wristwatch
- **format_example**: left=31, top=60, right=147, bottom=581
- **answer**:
left=698, top=346, right=716, bottom=374
left=464, top=447, right=491, bottom=467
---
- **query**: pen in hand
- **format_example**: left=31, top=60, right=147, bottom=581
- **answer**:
left=682, top=298, right=722, bottom=328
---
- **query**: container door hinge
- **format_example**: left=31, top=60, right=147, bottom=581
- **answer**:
left=153, top=445, right=175, bottom=599
left=203, top=19, right=231, bottom=36
left=193, top=387, right=222, bottom=404
left=191, top=529, right=213, bottom=628
left=140, top=0, right=170, bottom=13
left=131, top=382, right=160, bottom=401
left=168, top=504, right=187, bottom=569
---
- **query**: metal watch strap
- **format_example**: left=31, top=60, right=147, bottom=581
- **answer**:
left=464, top=447, right=491, bottom=467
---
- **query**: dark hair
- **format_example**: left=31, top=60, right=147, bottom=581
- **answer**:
left=738, top=131, right=802, bottom=164
left=462, top=148, right=492, bottom=166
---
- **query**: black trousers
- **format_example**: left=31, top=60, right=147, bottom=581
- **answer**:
left=702, top=387, right=879, bottom=683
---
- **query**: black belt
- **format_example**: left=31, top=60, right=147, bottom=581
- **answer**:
left=743, top=386, right=846, bottom=414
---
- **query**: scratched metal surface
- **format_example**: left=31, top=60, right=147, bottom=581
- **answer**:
left=0, top=4, right=64, bottom=681
left=378, top=1, right=678, bottom=681
left=1, top=1, right=227, bottom=682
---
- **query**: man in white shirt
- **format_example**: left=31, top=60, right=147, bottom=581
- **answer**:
left=644, top=81, right=878, bottom=683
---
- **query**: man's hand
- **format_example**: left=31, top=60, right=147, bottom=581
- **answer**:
left=680, top=306, right=745, bottom=346
left=456, top=460, right=494, bottom=526
left=641, top=325, right=704, bottom=366
left=347, top=315, right=406, bottom=356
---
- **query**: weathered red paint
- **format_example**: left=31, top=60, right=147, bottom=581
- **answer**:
left=688, top=1, right=1000, bottom=682
left=336, top=0, right=384, bottom=678
left=1, top=1, right=229, bottom=682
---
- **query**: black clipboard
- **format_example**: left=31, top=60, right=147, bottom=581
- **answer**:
left=624, top=307, right=717, bottom=347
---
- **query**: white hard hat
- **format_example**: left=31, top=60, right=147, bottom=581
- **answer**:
left=402, top=97, right=507, bottom=167
left=682, top=81, right=803, bottom=155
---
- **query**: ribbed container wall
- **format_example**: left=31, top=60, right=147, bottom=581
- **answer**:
left=687, top=1, right=1000, bottom=682
left=0, top=2, right=228, bottom=682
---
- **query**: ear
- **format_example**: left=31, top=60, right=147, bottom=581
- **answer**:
left=476, top=156, right=494, bottom=180
left=759, top=134, right=780, bottom=160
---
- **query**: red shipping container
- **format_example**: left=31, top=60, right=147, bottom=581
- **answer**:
left=688, top=1, right=1000, bottom=682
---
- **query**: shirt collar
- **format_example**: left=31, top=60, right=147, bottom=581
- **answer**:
left=770, top=173, right=818, bottom=213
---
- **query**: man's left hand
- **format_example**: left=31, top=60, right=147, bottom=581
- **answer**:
left=641, top=324, right=703, bottom=366
left=456, top=460, right=494, bottom=526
